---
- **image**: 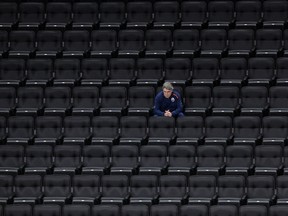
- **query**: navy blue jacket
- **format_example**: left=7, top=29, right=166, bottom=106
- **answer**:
left=154, top=90, right=183, bottom=117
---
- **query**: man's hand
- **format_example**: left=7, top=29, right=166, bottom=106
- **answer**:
left=164, top=110, right=172, bottom=117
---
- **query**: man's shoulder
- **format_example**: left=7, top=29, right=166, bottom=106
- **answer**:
left=172, top=90, right=181, bottom=99
left=156, top=91, right=164, bottom=99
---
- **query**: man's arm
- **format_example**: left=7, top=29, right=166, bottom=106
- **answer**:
left=154, top=95, right=164, bottom=116
left=172, top=96, right=183, bottom=117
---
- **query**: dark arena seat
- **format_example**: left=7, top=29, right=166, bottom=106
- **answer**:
left=1, top=1, right=288, bottom=215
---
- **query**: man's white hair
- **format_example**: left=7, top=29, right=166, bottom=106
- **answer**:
left=162, top=82, right=174, bottom=91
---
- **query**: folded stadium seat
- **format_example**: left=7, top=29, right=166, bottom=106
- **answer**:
left=240, top=86, right=268, bottom=116
left=82, top=145, right=110, bottom=175
left=90, top=30, right=117, bottom=58
left=43, top=87, right=71, bottom=116
left=204, top=116, right=233, bottom=147
left=26, top=59, right=53, bottom=87
left=276, top=57, right=288, bottom=85
left=200, top=29, right=227, bottom=57
left=217, top=175, right=246, bottom=206
left=235, top=1, right=262, bottom=29
left=127, top=86, right=155, bottom=117
left=121, top=205, right=149, bottom=216
left=225, top=145, right=254, bottom=176
left=126, top=1, right=153, bottom=29
left=184, top=86, right=212, bottom=117
left=180, top=1, right=207, bottom=29
left=191, top=58, right=219, bottom=87
left=72, top=175, right=100, bottom=204
left=34, top=116, right=63, bottom=146
left=276, top=176, right=288, bottom=204
left=8, top=31, right=36, bottom=58
left=254, top=145, right=283, bottom=176
left=188, top=175, right=217, bottom=205
left=110, top=145, right=139, bottom=175
left=262, top=116, right=288, bottom=146
left=43, top=174, right=71, bottom=204
left=151, top=204, right=178, bottom=216
left=0, top=175, right=14, bottom=204
left=168, top=145, right=196, bottom=175
left=220, top=57, right=248, bottom=86
left=247, top=57, right=275, bottom=86
left=145, top=29, right=172, bottom=58
left=0, top=3, right=18, bottom=30
left=108, top=58, right=136, bottom=87
left=72, top=2, right=99, bottom=30
left=25, top=145, right=53, bottom=174
left=0, top=87, right=16, bottom=117
left=233, top=116, right=261, bottom=146
left=255, top=29, right=283, bottom=57
left=130, top=175, right=158, bottom=204
left=246, top=175, right=276, bottom=206
left=45, top=2, right=72, bottom=30
left=62, top=205, right=90, bottom=216
left=207, top=1, right=235, bottom=29
left=18, top=2, right=45, bottom=30
left=119, top=116, right=148, bottom=145
left=210, top=205, right=238, bottom=216
left=179, top=205, right=209, bottom=216
left=283, top=147, right=288, bottom=174
left=159, top=175, right=187, bottom=204
left=283, top=30, right=288, bottom=56
left=0, top=117, right=6, bottom=144
left=91, top=116, right=119, bottom=146
left=80, top=58, right=109, bottom=87
left=6, top=116, right=34, bottom=146
left=62, top=30, right=90, bottom=58
left=172, top=29, right=200, bottom=57
left=13, top=174, right=42, bottom=204
left=164, top=58, right=192, bottom=87
left=269, top=86, right=288, bottom=116
left=211, top=86, right=240, bottom=116
left=99, top=86, right=127, bottom=117
left=53, top=58, right=81, bottom=87
left=147, top=116, right=176, bottom=146
left=99, top=2, right=126, bottom=30
left=139, top=145, right=168, bottom=175
left=0, top=30, right=9, bottom=56
left=101, top=175, right=129, bottom=204
left=118, top=30, right=145, bottom=57
left=4, top=204, right=32, bottom=216
left=227, top=29, right=255, bottom=57
left=153, top=1, right=180, bottom=29
left=0, top=59, right=26, bottom=87
left=263, top=1, right=288, bottom=29
left=62, top=116, right=91, bottom=145
left=135, top=58, right=164, bottom=86
left=197, top=145, right=225, bottom=176
left=92, top=205, right=120, bottom=216
left=175, top=116, right=204, bottom=145
left=35, top=31, right=63, bottom=58
left=270, top=205, right=288, bottom=216
left=71, top=86, right=100, bottom=116
left=15, top=87, right=44, bottom=116
left=53, top=145, right=82, bottom=175
left=0, top=145, right=24, bottom=175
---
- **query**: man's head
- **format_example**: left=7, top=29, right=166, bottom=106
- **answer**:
left=162, top=82, right=174, bottom=98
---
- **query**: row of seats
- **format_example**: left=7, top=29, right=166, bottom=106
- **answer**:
left=2, top=28, right=288, bottom=58
left=1, top=115, right=288, bottom=147
left=2, top=57, right=288, bottom=88
left=1, top=143, right=288, bottom=176
left=0, top=1, right=287, bottom=31
left=1, top=204, right=287, bottom=216
left=3, top=85, right=288, bottom=117
left=2, top=174, right=288, bottom=206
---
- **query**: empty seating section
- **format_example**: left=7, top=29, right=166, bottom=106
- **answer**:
left=2, top=0, right=288, bottom=215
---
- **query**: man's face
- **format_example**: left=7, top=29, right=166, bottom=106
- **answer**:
left=163, top=88, right=172, bottom=98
